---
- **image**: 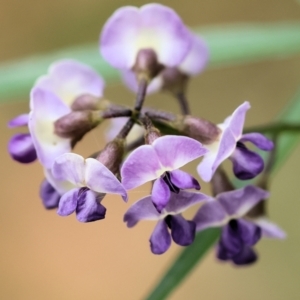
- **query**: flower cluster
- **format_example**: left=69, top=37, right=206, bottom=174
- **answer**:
left=8, top=3, right=285, bottom=266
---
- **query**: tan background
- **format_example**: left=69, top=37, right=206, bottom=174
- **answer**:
left=1, top=0, right=300, bottom=299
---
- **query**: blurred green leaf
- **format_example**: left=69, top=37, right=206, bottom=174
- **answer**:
left=0, top=22, right=300, bottom=101
left=145, top=86, right=300, bottom=300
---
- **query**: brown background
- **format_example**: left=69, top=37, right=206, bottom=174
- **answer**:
left=1, top=0, right=300, bottom=299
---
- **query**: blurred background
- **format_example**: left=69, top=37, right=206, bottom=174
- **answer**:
left=1, top=0, right=300, bottom=299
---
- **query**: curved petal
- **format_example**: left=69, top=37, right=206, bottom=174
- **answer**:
left=152, top=178, right=171, bottom=213
left=153, top=135, right=207, bottom=170
left=237, top=219, right=261, bottom=246
left=231, top=246, right=257, bottom=265
left=85, top=158, right=127, bottom=201
left=28, top=88, right=71, bottom=169
left=8, top=114, right=29, bottom=128
left=39, top=179, right=60, bottom=209
left=169, top=214, right=196, bottom=246
left=217, top=185, right=269, bottom=219
left=76, top=188, right=106, bottom=222
left=57, top=188, right=80, bottom=216
left=193, top=199, right=228, bottom=231
left=100, top=4, right=191, bottom=69
left=121, top=145, right=161, bottom=190
left=124, top=196, right=160, bottom=227
left=35, top=59, right=105, bottom=107
left=230, top=146, right=264, bottom=180
left=170, top=169, right=200, bottom=190
left=8, top=133, right=37, bottom=163
left=240, top=133, right=274, bottom=151
left=178, top=33, right=209, bottom=76
left=52, top=153, right=85, bottom=186
left=149, top=220, right=171, bottom=255
left=252, top=218, right=286, bottom=239
left=165, top=191, right=209, bottom=215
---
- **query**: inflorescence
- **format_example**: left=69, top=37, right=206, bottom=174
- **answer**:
left=8, top=3, right=285, bottom=265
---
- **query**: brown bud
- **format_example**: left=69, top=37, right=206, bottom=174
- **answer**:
left=211, top=168, right=234, bottom=196
left=160, top=67, right=189, bottom=95
left=71, top=94, right=101, bottom=111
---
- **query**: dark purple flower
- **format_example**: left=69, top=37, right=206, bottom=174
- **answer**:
left=39, top=179, right=60, bottom=209
left=121, top=135, right=207, bottom=212
left=124, top=191, right=209, bottom=254
left=197, top=102, right=274, bottom=182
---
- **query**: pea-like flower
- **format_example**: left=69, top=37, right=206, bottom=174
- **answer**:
left=124, top=191, right=209, bottom=254
left=197, top=102, right=274, bottom=182
left=193, top=186, right=285, bottom=265
left=100, top=4, right=192, bottom=71
left=52, top=153, right=127, bottom=222
left=121, top=135, right=207, bottom=212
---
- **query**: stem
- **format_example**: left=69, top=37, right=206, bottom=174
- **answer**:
left=116, top=118, right=135, bottom=139
left=134, top=78, right=148, bottom=112
left=142, top=107, right=178, bottom=122
left=101, top=107, right=132, bottom=119
left=244, top=122, right=300, bottom=134
left=176, top=92, right=190, bottom=115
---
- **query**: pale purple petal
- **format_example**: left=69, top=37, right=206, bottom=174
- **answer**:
left=178, top=33, right=209, bottom=76
left=8, top=133, right=37, bottom=163
left=39, top=179, right=60, bottom=209
left=252, top=218, right=286, bottom=239
left=217, top=185, right=269, bottom=218
left=153, top=135, right=207, bottom=170
left=28, top=88, right=71, bottom=169
left=151, top=178, right=171, bottom=212
left=124, top=196, right=160, bottom=227
left=57, top=188, right=79, bottom=216
left=168, top=214, right=196, bottom=246
left=85, top=158, right=127, bottom=201
left=121, top=145, right=161, bottom=190
left=165, top=191, right=209, bottom=215
left=240, top=133, right=274, bottom=151
left=35, top=59, right=104, bottom=107
left=52, top=153, right=85, bottom=185
left=76, top=188, right=106, bottom=222
left=100, top=4, right=191, bottom=69
left=170, top=169, right=200, bottom=190
left=149, top=220, right=171, bottom=255
left=230, top=146, right=264, bottom=180
left=8, top=114, right=29, bottom=128
left=193, top=199, right=227, bottom=231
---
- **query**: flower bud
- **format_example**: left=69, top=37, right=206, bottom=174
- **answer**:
left=160, top=67, right=189, bottom=95
left=211, top=168, right=234, bottom=196
left=71, top=94, right=101, bottom=111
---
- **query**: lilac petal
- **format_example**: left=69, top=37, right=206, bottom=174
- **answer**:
left=170, top=169, right=200, bottom=190
left=52, top=153, right=85, bottom=185
left=165, top=191, right=209, bottom=215
left=219, top=222, right=242, bottom=257
left=121, top=145, right=161, bottom=190
left=85, top=158, right=127, bottom=201
left=193, top=199, right=227, bottom=232
left=57, top=188, right=80, bottom=216
left=39, top=180, right=60, bottom=209
left=252, top=218, right=286, bottom=239
left=153, top=135, right=207, bottom=170
left=100, top=4, right=191, bottom=69
left=28, top=88, right=71, bottom=169
left=8, top=133, right=37, bottom=163
left=168, top=214, right=196, bottom=246
left=35, top=59, right=104, bottom=107
left=124, top=196, right=160, bottom=227
left=76, top=188, right=106, bottom=222
left=8, top=114, right=29, bottom=128
left=240, top=133, right=274, bottom=151
left=238, top=219, right=261, bottom=246
left=230, top=146, right=265, bottom=180
left=232, top=246, right=257, bottom=265
left=149, top=220, right=171, bottom=255
left=178, top=33, right=209, bottom=76
left=217, top=185, right=269, bottom=218
left=152, top=178, right=171, bottom=213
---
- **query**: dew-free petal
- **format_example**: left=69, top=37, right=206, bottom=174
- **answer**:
left=39, top=179, right=60, bottom=209
left=170, top=169, right=200, bottom=190
left=252, top=218, right=286, bottom=239
left=151, top=177, right=171, bottom=212
left=240, top=132, right=274, bottom=151
left=57, top=188, right=80, bottom=216
left=8, top=114, right=29, bottom=128
left=149, top=220, right=171, bottom=255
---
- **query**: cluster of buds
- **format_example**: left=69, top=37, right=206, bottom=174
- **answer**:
left=8, top=4, right=285, bottom=265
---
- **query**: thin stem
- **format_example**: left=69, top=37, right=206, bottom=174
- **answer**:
left=142, top=107, right=178, bottom=122
left=244, top=122, right=300, bottom=134
left=116, top=118, right=135, bottom=139
left=101, top=107, right=132, bottom=119
left=134, top=78, right=148, bottom=112
left=176, top=92, right=190, bottom=115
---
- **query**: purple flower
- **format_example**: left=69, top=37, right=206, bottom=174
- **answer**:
left=124, top=191, right=208, bottom=254
left=52, top=153, right=127, bottom=222
left=100, top=4, right=192, bottom=70
left=193, top=185, right=285, bottom=265
left=121, top=135, right=207, bottom=212
left=197, top=102, right=274, bottom=182
left=39, top=179, right=61, bottom=209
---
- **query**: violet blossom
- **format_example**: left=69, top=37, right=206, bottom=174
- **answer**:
left=197, top=102, right=274, bottom=182
left=121, top=135, right=207, bottom=212
left=193, top=185, right=285, bottom=265
left=124, top=191, right=209, bottom=254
